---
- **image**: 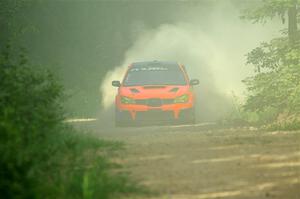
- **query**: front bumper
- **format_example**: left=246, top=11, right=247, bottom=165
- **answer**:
left=116, top=103, right=194, bottom=123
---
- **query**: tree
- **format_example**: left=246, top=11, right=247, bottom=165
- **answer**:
left=242, top=0, right=299, bottom=43
left=242, top=0, right=300, bottom=125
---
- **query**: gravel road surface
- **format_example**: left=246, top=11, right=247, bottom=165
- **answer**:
left=75, top=121, right=300, bottom=199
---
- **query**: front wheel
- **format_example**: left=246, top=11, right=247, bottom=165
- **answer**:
left=179, top=108, right=196, bottom=124
left=115, top=108, right=133, bottom=127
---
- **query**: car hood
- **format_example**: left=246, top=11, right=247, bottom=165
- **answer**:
left=119, top=85, right=190, bottom=99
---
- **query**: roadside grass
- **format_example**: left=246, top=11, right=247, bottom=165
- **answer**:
left=263, top=120, right=300, bottom=131
left=0, top=124, right=149, bottom=199
left=35, top=126, right=150, bottom=199
left=219, top=96, right=300, bottom=131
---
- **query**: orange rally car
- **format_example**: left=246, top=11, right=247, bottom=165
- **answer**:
left=112, top=61, right=199, bottom=127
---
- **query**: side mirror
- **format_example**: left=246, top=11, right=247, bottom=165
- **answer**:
left=189, top=79, right=199, bottom=86
left=112, top=80, right=121, bottom=87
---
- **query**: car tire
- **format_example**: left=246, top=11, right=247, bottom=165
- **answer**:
left=115, top=108, right=132, bottom=127
left=115, top=108, right=124, bottom=127
left=179, top=108, right=196, bottom=125
left=187, top=108, right=196, bottom=124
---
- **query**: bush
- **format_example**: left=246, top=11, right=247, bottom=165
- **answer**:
left=0, top=45, right=142, bottom=199
left=0, top=44, right=62, bottom=198
left=219, top=94, right=280, bottom=127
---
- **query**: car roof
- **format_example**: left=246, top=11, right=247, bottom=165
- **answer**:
left=131, top=61, right=179, bottom=68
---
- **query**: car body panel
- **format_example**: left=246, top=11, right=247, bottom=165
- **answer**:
left=113, top=61, right=198, bottom=125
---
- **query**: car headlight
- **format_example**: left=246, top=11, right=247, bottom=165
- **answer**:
left=174, top=94, right=189, bottom=103
left=121, top=96, right=136, bottom=104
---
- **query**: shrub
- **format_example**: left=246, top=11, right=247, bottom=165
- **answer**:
left=0, top=45, right=142, bottom=199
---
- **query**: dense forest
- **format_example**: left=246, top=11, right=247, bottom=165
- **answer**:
left=1, top=0, right=276, bottom=118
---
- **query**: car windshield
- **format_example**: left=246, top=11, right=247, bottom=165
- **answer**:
left=123, top=64, right=187, bottom=86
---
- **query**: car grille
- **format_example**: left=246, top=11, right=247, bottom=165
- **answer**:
left=136, top=110, right=174, bottom=121
left=136, top=98, right=174, bottom=107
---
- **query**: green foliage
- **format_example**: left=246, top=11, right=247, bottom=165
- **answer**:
left=240, top=0, right=300, bottom=129
left=265, top=119, right=300, bottom=130
left=220, top=94, right=278, bottom=127
left=0, top=44, right=62, bottom=198
left=243, top=36, right=300, bottom=114
left=246, top=37, right=289, bottom=72
left=0, top=46, right=143, bottom=199
left=241, top=0, right=300, bottom=24
left=244, top=65, right=300, bottom=114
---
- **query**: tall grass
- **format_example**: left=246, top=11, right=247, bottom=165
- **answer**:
left=220, top=94, right=300, bottom=131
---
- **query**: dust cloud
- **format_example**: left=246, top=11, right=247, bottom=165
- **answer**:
left=100, top=1, right=281, bottom=122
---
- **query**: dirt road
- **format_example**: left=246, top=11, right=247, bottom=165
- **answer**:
left=79, top=122, right=300, bottom=199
